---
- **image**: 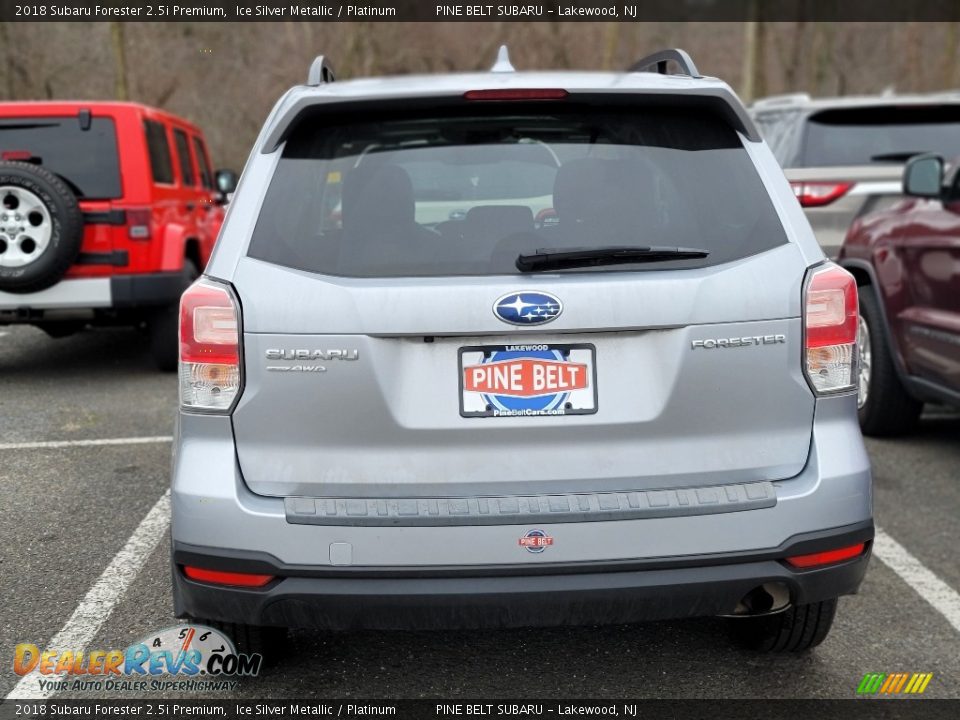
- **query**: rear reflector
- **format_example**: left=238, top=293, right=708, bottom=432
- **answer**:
left=804, top=263, right=858, bottom=395
left=1, top=150, right=32, bottom=161
left=183, top=566, right=274, bottom=588
left=179, top=278, right=242, bottom=412
left=786, top=542, right=866, bottom=569
left=464, top=88, right=568, bottom=101
left=791, top=181, right=853, bottom=208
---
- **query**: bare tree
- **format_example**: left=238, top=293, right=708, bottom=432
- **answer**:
left=0, top=23, right=13, bottom=98
left=741, top=20, right=758, bottom=102
left=110, top=22, right=129, bottom=100
left=601, top=22, right=620, bottom=70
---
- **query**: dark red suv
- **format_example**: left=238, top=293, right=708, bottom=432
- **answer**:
left=839, top=153, right=960, bottom=435
left=0, top=101, right=236, bottom=369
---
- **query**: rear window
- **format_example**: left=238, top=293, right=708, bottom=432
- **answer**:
left=174, top=129, right=195, bottom=186
left=248, top=105, right=788, bottom=278
left=800, top=105, right=960, bottom=167
left=193, top=136, right=213, bottom=189
left=0, top=116, right=121, bottom=199
left=144, top=120, right=173, bottom=184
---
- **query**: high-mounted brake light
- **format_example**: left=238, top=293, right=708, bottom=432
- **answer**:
left=803, top=263, right=858, bottom=395
left=126, top=208, right=152, bottom=240
left=183, top=566, right=274, bottom=588
left=790, top=181, right=853, bottom=208
left=464, top=88, right=568, bottom=101
left=786, top=542, right=866, bottom=569
left=179, top=278, right=242, bottom=412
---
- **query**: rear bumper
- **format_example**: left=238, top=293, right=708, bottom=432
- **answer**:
left=0, top=272, right=183, bottom=317
left=170, top=393, right=874, bottom=630
left=172, top=524, right=872, bottom=630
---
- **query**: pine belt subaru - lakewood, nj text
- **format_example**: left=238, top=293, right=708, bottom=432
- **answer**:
left=170, top=48, right=873, bottom=655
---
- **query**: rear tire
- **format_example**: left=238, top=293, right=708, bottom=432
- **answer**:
left=857, top=288, right=922, bottom=436
left=196, top=619, right=287, bottom=660
left=37, top=321, right=85, bottom=338
left=730, top=598, right=838, bottom=653
left=148, top=259, right=198, bottom=372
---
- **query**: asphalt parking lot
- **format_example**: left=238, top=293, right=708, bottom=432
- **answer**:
left=1, top=324, right=958, bottom=701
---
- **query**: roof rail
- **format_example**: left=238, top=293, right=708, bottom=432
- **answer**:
left=306, top=55, right=335, bottom=86
left=628, top=49, right=701, bottom=79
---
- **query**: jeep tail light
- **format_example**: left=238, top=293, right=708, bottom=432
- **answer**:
left=126, top=208, right=152, bottom=239
left=790, top=181, right=853, bottom=208
left=804, top=263, right=858, bottom=395
left=179, top=278, right=241, bottom=412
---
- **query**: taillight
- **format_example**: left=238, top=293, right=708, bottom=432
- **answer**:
left=183, top=566, right=274, bottom=588
left=179, top=278, right=241, bottom=412
left=803, top=263, right=858, bottom=395
left=126, top=208, right=152, bottom=239
left=786, top=542, right=866, bottom=569
left=790, top=181, right=853, bottom=208
left=464, top=88, right=568, bottom=101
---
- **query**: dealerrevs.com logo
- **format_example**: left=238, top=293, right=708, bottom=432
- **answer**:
left=13, top=625, right=261, bottom=693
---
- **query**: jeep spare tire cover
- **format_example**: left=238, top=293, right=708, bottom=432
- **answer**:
left=0, top=161, right=84, bottom=293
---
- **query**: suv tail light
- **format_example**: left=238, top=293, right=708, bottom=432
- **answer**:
left=790, top=181, right=853, bottom=208
left=179, top=278, right=242, bottom=412
left=804, top=264, right=858, bottom=395
left=126, top=208, right=152, bottom=239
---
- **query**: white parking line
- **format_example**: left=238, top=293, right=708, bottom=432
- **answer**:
left=7, top=490, right=171, bottom=700
left=873, top=526, right=960, bottom=633
left=0, top=436, right=172, bottom=451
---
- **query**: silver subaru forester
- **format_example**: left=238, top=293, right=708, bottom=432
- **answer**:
left=171, top=48, right=873, bottom=655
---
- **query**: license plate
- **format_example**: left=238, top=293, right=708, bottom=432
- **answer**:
left=459, top=343, right=597, bottom=418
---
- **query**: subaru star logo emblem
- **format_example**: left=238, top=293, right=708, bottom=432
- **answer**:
left=493, top=291, right=562, bottom=326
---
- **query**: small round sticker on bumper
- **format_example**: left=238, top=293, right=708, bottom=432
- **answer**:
left=519, top=528, right=554, bottom=553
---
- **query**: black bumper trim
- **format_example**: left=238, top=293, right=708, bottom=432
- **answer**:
left=110, top=272, right=184, bottom=308
left=82, top=209, right=126, bottom=226
left=172, top=522, right=873, bottom=631
left=77, top=251, right=129, bottom=267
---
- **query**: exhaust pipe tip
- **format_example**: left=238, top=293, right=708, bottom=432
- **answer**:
left=729, top=582, right=791, bottom=616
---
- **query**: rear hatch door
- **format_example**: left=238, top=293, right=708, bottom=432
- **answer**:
left=230, top=99, right=814, bottom=500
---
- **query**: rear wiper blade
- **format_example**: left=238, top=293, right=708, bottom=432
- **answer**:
left=516, top=245, right=709, bottom=272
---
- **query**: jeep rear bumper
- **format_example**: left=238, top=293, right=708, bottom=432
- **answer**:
left=171, top=525, right=872, bottom=631
left=0, top=272, right=184, bottom=317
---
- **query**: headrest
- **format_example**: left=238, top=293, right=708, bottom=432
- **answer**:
left=552, top=158, right=658, bottom=231
left=464, top=205, right=534, bottom=232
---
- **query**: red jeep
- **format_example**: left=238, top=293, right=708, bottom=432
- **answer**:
left=839, top=153, right=960, bottom=435
left=0, top=101, right=236, bottom=369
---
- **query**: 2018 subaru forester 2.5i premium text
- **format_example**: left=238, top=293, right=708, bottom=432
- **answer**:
left=171, top=49, right=873, bottom=655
